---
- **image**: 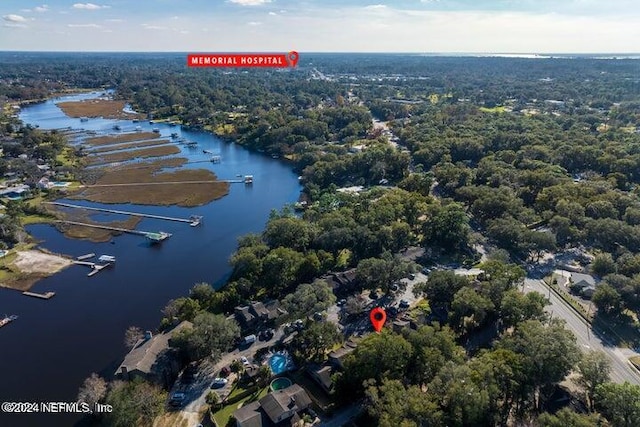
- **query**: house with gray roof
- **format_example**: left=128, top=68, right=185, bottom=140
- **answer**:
left=233, top=384, right=312, bottom=427
left=115, top=321, right=191, bottom=388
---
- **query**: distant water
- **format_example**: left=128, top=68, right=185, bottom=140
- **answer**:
left=0, top=92, right=301, bottom=427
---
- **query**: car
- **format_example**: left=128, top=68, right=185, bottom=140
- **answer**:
left=337, top=298, right=347, bottom=306
left=169, top=392, right=186, bottom=407
left=240, top=356, right=249, bottom=365
left=386, top=306, right=398, bottom=316
left=421, top=267, right=431, bottom=274
left=259, top=329, right=275, bottom=341
left=211, top=377, right=228, bottom=388
left=313, top=312, right=325, bottom=321
left=390, top=283, right=400, bottom=292
left=408, top=273, right=416, bottom=280
left=369, top=290, right=380, bottom=300
left=399, top=300, right=410, bottom=309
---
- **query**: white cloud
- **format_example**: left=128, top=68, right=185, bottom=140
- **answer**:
left=365, top=4, right=387, bottom=9
left=247, top=21, right=261, bottom=26
left=34, top=5, right=50, bottom=13
left=268, top=11, right=278, bottom=16
left=68, top=23, right=103, bottom=28
left=142, top=24, right=168, bottom=30
left=3, top=14, right=27, bottom=22
left=72, top=3, right=110, bottom=10
left=105, top=18, right=123, bottom=22
left=228, top=0, right=272, bottom=6
left=3, top=22, right=27, bottom=28
left=20, top=9, right=32, bottom=13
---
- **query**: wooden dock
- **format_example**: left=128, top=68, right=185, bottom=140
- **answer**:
left=47, top=202, right=201, bottom=225
left=23, top=291, right=56, bottom=300
left=57, top=220, right=172, bottom=242
left=77, top=253, right=95, bottom=261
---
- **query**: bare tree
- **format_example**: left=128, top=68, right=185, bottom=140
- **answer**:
left=77, top=373, right=107, bottom=408
left=124, top=326, right=143, bottom=349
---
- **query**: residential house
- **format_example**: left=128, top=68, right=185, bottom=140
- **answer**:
left=37, top=177, right=52, bottom=190
left=234, top=300, right=285, bottom=330
left=114, top=321, right=191, bottom=388
left=323, top=269, right=358, bottom=294
left=569, top=272, right=598, bottom=299
left=306, top=363, right=335, bottom=395
left=233, top=384, right=312, bottom=427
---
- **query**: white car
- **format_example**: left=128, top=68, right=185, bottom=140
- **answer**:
left=240, top=356, right=250, bottom=365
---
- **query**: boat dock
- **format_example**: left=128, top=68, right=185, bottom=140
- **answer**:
left=77, top=253, right=95, bottom=261
left=57, top=220, right=173, bottom=242
left=46, top=202, right=202, bottom=226
left=22, top=291, right=56, bottom=300
left=73, top=260, right=113, bottom=277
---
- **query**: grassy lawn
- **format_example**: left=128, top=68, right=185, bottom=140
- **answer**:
left=479, top=106, right=507, bottom=113
left=213, top=386, right=268, bottom=427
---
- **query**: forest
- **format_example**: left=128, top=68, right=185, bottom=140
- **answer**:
left=2, top=53, right=640, bottom=426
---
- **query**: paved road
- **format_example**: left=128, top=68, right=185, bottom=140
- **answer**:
left=176, top=329, right=286, bottom=426
left=523, top=278, right=640, bottom=385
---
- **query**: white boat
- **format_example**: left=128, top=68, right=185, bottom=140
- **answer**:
left=0, top=314, right=18, bottom=328
left=98, top=255, right=116, bottom=263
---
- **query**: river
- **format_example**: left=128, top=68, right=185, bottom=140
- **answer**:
left=0, top=92, right=302, bottom=427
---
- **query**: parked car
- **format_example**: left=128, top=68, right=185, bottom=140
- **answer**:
left=313, top=312, right=325, bottom=321
left=399, top=300, right=410, bottom=309
left=390, top=283, right=400, bottom=293
left=386, top=306, right=398, bottom=316
left=240, top=356, right=250, bottom=366
left=421, top=267, right=431, bottom=274
left=259, top=329, right=275, bottom=341
left=211, top=378, right=228, bottom=388
left=337, top=298, right=347, bottom=306
left=408, top=273, right=416, bottom=280
left=241, top=334, right=257, bottom=346
left=169, top=392, right=186, bottom=407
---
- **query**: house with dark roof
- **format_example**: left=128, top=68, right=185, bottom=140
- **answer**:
left=233, top=384, right=312, bottom=427
left=234, top=300, right=285, bottom=330
left=114, top=321, right=191, bottom=388
left=306, top=364, right=335, bottom=395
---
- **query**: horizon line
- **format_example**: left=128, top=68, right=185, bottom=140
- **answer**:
left=0, top=50, right=639, bottom=55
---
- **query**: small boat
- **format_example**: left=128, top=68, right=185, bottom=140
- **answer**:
left=271, top=154, right=280, bottom=159
left=113, top=124, right=121, bottom=131
left=135, top=126, right=142, bottom=131
left=152, top=128, right=160, bottom=133
left=169, top=122, right=177, bottom=127
left=236, top=174, right=243, bottom=177
left=0, top=314, right=18, bottom=328
left=149, top=120, right=156, bottom=124
left=98, top=255, right=116, bottom=263
left=210, top=155, right=221, bottom=163
left=132, top=119, right=139, bottom=123
left=171, top=133, right=179, bottom=138
left=80, top=117, right=89, bottom=122
left=244, top=175, right=254, bottom=185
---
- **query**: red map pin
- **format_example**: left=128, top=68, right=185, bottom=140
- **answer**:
left=287, top=51, right=299, bottom=67
left=369, top=307, right=386, bottom=333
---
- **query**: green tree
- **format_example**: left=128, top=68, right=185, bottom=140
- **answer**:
left=592, top=283, right=623, bottom=317
left=171, top=313, right=240, bottom=362
left=414, top=270, right=469, bottom=308
left=290, top=321, right=342, bottom=363
left=450, top=287, right=494, bottom=333
left=281, top=280, right=336, bottom=321
left=404, top=325, right=465, bottom=387
left=499, top=290, right=548, bottom=329
left=595, top=382, right=640, bottom=427
left=337, top=331, right=413, bottom=397
left=591, top=253, right=617, bottom=277
left=536, top=408, right=607, bottom=427
left=577, top=351, right=612, bottom=411
left=422, top=203, right=470, bottom=250
left=365, top=379, right=443, bottom=427
left=498, top=319, right=580, bottom=411
left=104, top=379, right=167, bottom=427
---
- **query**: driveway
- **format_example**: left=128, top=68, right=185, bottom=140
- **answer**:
left=175, top=328, right=286, bottom=426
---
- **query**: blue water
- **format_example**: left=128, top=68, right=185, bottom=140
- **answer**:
left=269, top=352, right=294, bottom=375
left=0, top=92, right=301, bottom=427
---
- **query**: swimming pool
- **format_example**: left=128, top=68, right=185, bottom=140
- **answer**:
left=268, top=352, right=295, bottom=375
left=270, top=377, right=292, bottom=391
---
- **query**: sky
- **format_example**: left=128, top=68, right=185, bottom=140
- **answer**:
left=0, top=0, right=639, bottom=52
